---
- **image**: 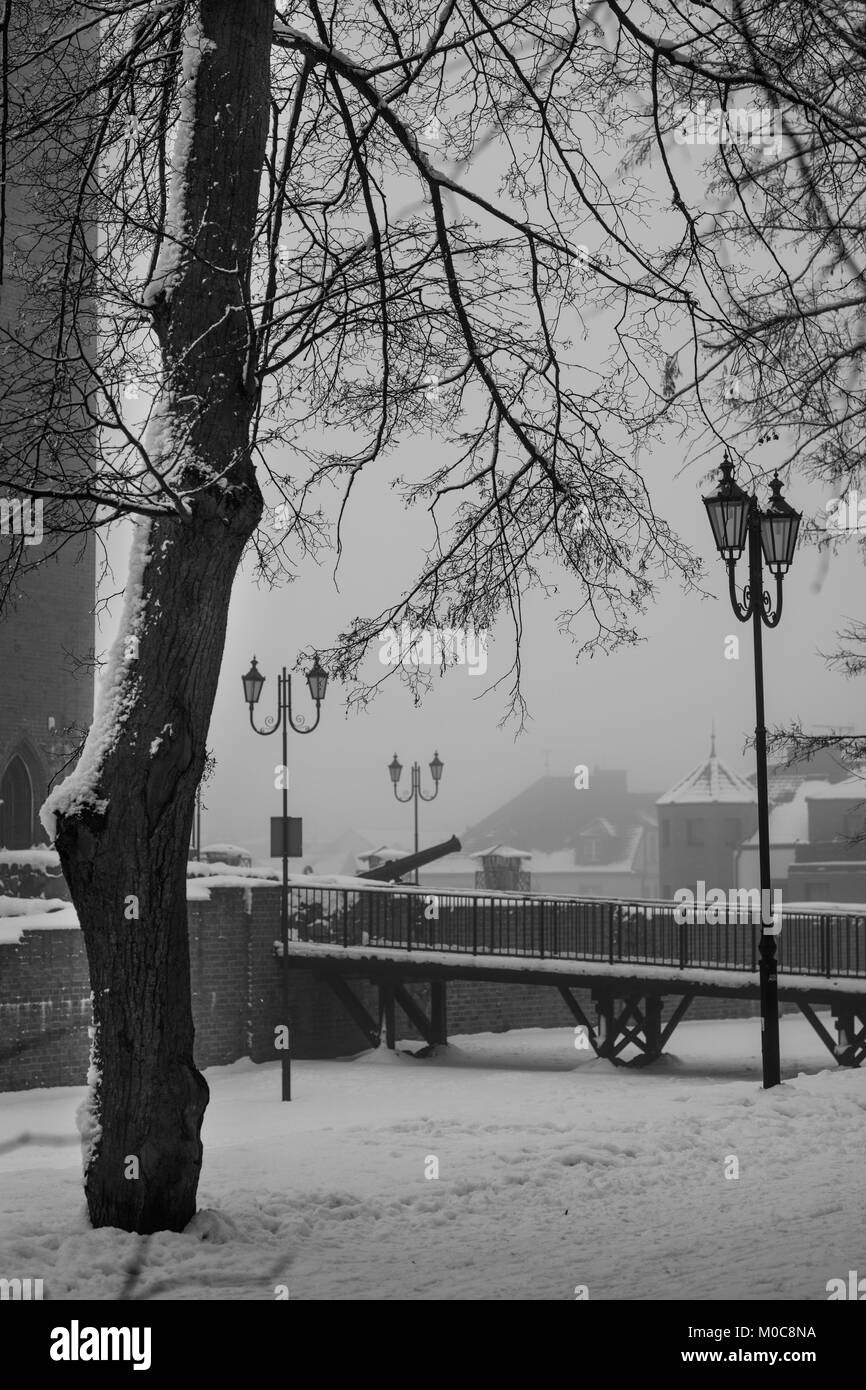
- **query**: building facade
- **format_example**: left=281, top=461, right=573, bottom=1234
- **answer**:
left=0, top=4, right=95, bottom=853
left=419, top=772, right=660, bottom=899
left=657, top=736, right=758, bottom=899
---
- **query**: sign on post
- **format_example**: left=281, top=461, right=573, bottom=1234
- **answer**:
left=271, top=816, right=303, bottom=858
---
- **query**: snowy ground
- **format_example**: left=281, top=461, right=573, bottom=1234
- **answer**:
left=1, top=1014, right=864, bottom=1300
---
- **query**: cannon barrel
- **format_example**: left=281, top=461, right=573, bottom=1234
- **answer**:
left=357, top=834, right=462, bottom=882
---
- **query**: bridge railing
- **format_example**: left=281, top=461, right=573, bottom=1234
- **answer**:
left=283, top=885, right=866, bottom=978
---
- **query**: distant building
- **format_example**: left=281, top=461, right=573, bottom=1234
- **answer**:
left=784, top=776, right=866, bottom=903
left=530, top=813, right=658, bottom=898
left=733, top=784, right=813, bottom=894
left=419, top=770, right=659, bottom=898
left=198, top=844, right=253, bottom=868
left=470, top=845, right=532, bottom=891
left=661, top=736, right=866, bottom=907
left=736, top=752, right=864, bottom=903
left=750, top=746, right=853, bottom=804
left=355, top=845, right=411, bottom=873
left=0, top=9, right=95, bottom=854
left=657, top=736, right=757, bottom=898
left=303, top=829, right=375, bottom=877
left=462, top=769, right=657, bottom=854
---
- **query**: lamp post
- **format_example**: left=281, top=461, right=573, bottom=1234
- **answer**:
left=388, top=751, right=444, bottom=884
left=243, top=653, right=329, bottom=1101
left=703, top=456, right=802, bottom=1089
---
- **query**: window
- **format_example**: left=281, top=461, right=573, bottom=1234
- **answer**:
left=724, top=817, right=742, bottom=847
left=687, top=818, right=705, bottom=847
left=661, top=820, right=670, bottom=848
left=0, top=755, right=34, bottom=850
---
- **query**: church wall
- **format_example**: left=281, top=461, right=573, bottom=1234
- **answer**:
left=0, top=1, right=96, bottom=848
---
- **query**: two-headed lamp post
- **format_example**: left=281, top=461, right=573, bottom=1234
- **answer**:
left=388, top=751, right=444, bottom=883
left=243, top=653, right=329, bottom=1101
left=702, top=456, right=801, bottom=1089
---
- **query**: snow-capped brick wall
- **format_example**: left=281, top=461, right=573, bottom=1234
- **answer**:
left=0, top=884, right=773, bottom=1091
left=0, top=927, right=92, bottom=1091
left=0, top=849, right=71, bottom=901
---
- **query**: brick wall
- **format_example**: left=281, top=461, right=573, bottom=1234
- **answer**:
left=0, top=886, right=813, bottom=1090
left=0, top=927, right=92, bottom=1091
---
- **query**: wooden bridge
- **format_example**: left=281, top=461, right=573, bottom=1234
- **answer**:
left=282, top=881, right=866, bottom=1068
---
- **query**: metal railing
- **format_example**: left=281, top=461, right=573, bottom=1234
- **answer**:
left=282, top=884, right=866, bottom=979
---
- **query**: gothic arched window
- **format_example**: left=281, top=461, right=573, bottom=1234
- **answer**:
left=0, top=754, right=34, bottom=849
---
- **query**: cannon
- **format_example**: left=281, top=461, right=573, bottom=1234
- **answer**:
left=357, top=834, right=462, bottom=883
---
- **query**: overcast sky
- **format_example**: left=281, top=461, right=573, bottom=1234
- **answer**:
left=95, top=431, right=863, bottom=864
left=94, top=83, right=866, bottom=864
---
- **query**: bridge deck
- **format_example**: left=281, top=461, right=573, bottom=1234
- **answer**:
left=286, top=939, right=866, bottom=1003
left=279, top=885, right=866, bottom=1063
left=279, top=881, right=866, bottom=1000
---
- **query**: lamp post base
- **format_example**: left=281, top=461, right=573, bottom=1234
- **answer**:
left=759, top=941, right=781, bottom=1089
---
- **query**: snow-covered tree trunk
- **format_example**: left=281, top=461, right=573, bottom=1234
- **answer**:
left=44, top=1, right=273, bottom=1234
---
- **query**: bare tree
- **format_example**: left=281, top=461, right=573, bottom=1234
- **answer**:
left=20, top=0, right=855, bottom=1234
left=585, top=1, right=866, bottom=765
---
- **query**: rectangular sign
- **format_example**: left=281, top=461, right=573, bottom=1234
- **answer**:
left=270, top=816, right=302, bottom=858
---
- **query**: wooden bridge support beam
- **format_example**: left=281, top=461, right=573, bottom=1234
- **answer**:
left=379, top=982, right=396, bottom=1050
left=593, top=993, right=615, bottom=1060
left=323, top=976, right=382, bottom=1048
left=323, top=974, right=449, bottom=1053
left=799, top=1001, right=866, bottom=1068
left=590, top=990, right=693, bottom=1067
left=645, top=995, right=663, bottom=1056
left=392, top=983, right=434, bottom=1045
left=430, top=981, right=447, bottom=1047
left=832, top=1004, right=866, bottom=1067
left=557, top=986, right=602, bottom=1056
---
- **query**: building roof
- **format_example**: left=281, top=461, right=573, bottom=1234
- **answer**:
left=737, top=784, right=813, bottom=848
left=356, top=845, right=411, bottom=865
left=749, top=749, right=857, bottom=803
left=657, top=739, right=756, bottom=806
left=305, top=828, right=375, bottom=876
left=804, top=776, right=866, bottom=802
left=578, top=817, right=616, bottom=838
left=462, top=772, right=658, bottom=853
left=468, top=844, right=533, bottom=860
left=421, top=822, right=651, bottom=879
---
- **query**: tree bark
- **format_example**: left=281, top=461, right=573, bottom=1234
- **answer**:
left=54, top=0, right=274, bottom=1234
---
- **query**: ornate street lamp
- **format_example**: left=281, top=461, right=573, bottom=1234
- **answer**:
left=390, top=751, right=444, bottom=884
left=703, top=456, right=801, bottom=1089
left=241, top=657, right=266, bottom=707
left=243, top=652, right=328, bottom=1101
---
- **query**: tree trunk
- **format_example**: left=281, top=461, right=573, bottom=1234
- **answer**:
left=53, top=0, right=274, bottom=1233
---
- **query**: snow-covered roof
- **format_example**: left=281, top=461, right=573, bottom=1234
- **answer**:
left=657, top=744, right=756, bottom=806
left=201, top=843, right=252, bottom=857
left=419, top=856, right=479, bottom=877
left=468, top=844, right=533, bottom=860
left=577, top=818, right=616, bottom=838
left=805, top=777, right=866, bottom=802
left=738, top=784, right=812, bottom=847
left=356, top=845, right=411, bottom=864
